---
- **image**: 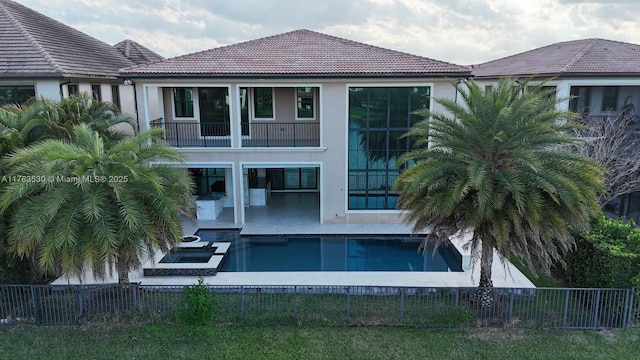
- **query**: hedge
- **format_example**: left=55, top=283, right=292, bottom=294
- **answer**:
left=565, top=213, right=640, bottom=288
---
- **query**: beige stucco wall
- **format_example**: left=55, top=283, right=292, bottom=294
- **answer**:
left=136, top=77, right=463, bottom=225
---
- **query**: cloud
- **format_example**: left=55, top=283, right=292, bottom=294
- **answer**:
left=13, top=0, right=640, bottom=64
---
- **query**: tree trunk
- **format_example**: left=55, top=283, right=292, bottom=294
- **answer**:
left=471, top=243, right=494, bottom=308
left=116, top=261, right=130, bottom=285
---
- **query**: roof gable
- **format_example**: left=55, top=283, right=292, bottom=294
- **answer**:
left=472, top=38, right=640, bottom=78
left=114, top=39, right=164, bottom=65
left=121, top=29, right=470, bottom=77
left=0, top=0, right=134, bottom=79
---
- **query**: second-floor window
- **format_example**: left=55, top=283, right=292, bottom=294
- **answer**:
left=296, top=87, right=315, bottom=119
left=253, top=88, right=274, bottom=118
left=173, top=88, right=194, bottom=117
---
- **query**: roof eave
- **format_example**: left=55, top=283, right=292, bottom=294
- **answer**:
left=119, top=72, right=472, bottom=80
left=473, top=72, right=640, bottom=80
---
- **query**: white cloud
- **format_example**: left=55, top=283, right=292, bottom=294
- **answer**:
left=13, top=0, right=640, bottom=64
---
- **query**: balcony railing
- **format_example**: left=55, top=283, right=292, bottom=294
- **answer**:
left=151, top=120, right=320, bottom=148
left=151, top=120, right=231, bottom=148
left=241, top=122, right=320, bottom=147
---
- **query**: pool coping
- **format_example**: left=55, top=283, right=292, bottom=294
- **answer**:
left=53, top=231, right=536, bottom=289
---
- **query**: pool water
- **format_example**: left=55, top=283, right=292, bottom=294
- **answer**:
left=161, top=249, right=217, bottom=264
left=194, top=230, right=462, bottom=272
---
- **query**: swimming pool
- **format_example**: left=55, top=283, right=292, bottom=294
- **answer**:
left=194, top=229, right=462, bottom=272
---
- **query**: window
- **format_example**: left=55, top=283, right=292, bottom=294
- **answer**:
left=239, top=87, right=249, bottom=136
left=68, top=84, right=79, bottom=96
left=253, top=88, right=273, bottom=118
left=198, top=87, right=230, bottom=136
left=91, top=85, right=101, bottom=101
left=189, top=168, right=226, bottom=196
left=111, top=85, right=121, bottom=109
left=569, top=86, right=591, bottom=114
left=602, top=86, right=618, bottom=111
left=0, top=85, right=35, bottom=106
left=296, top=87, right=315, bottom=119
left=347, top=86, right=431, bottom=210
left=173, top=88, right=194, bottom=117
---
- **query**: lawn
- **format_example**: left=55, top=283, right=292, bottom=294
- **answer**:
left=0, top=325, right=638, bottom=360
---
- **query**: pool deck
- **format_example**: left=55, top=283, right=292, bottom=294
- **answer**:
left=52, top=193, right=535, bottom=288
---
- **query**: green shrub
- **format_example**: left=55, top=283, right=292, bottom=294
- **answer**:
left=178, top=277, right=218, bottom=325
left=566, top=213, right=640, bottom=288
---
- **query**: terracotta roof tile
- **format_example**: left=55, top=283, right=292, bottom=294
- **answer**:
left=121, top=29, right=470, bottom=77
left=114, top=39, right=164, bottom=65
left=0, top=0, right=134, bottom=78
left=472, top=38, right=640, bottom=78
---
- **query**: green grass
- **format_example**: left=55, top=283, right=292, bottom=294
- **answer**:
left=0, top=325, right=638, bottom=359
left=509, top=256, right=565, bottom=287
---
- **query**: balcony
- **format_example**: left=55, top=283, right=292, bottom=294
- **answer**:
left=241, top=122, right=319, bottom=147
left=151, top=120, right=319, bottom=148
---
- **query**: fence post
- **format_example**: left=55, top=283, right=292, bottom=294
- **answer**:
left=240, top=286, right=245, bottom=320
left=346, top=286, right=351, bottom=322
left=132, top=284, right=138, bottom=311
left=30, top=285, right=38, bottom=324
left=508, top=291, right=514, bottom=325
left=76, top=287, right=83, bottom=319
left=454, top=288, right=459, bottom=308
left=625, top=288, right=635, bottom=328
left=592, top=289, right=601, bottom=330
left=562, top=288, right=570, bottom=329
left=293, top=286, right=298, bottom=319
left=400, top=288, right=405, bottom=324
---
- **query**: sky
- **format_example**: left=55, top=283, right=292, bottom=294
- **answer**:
left=13, top=0, right=640, bottom=66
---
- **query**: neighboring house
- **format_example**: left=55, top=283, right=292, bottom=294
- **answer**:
left=0, top=0, right=162, bottom=120
left=472, top=38, right=640, bottom=220
left=121, top=29, right=471, bottom=225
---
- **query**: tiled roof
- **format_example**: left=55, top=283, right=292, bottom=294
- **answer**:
left=114, top=39, right=164, bottom=65
left=472, top=38, right=640, bottom=78
left=121, top=29, right=470, bottom=77
left=0, top=0, right=134, bottom=78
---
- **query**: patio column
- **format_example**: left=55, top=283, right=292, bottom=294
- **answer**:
left=232, top=162, right=245, bottom=224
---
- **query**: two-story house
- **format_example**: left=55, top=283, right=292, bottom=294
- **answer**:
left=472, top=38, right=640, bottom=220
left=121, top=29, right=471, bottom=226
left=0, top=0, right=162, bottom=118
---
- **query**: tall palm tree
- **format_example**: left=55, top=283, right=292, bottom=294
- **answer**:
left=394, top=79, right=604, bottom=302
left=0, top=124, right=195, bottom=283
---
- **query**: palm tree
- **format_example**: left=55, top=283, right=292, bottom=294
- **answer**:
left=1, top=96, right=137, bottom=283
left=0, top=124, right=195, bottom=283
left=394, top=79, right=604, bottom=303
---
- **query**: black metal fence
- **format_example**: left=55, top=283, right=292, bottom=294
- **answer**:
left=1, top=285, right=638, bottom=328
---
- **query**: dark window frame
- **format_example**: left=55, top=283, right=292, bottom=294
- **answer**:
left=253, top=88, right=274, bottom=119
left=601, top=86, right=618, bottom=111
left=296, top=87, right=315, bottom=119
left=0, top=85, right=35, bottom=106
left=173, top=88, right=194, bottom=118
left=111, top=85, right=121, bottom=109
left=68, top=84, right=79, bottom=96
left=347, top=86, right=431, bottom=210
left=91, top=84, right=102, bottom=101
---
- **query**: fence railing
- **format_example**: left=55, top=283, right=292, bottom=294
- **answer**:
left=1, top=285, right=638, bottom=328
left=150, top=120, right=320, bottom=148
